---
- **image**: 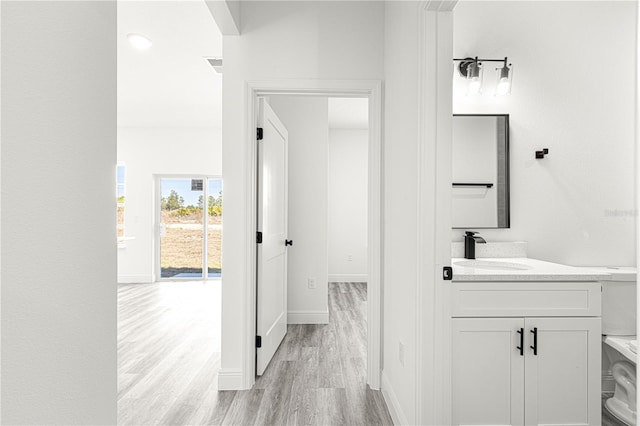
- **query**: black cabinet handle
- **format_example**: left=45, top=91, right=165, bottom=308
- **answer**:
left=530, top=327, right=538, bottom=355
left=285, top=240, right=293, bottom=247
left=516, top=328, right=524, bottom=356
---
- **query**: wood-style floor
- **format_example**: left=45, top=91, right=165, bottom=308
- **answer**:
left=118, top=281, right=222, bottom=425
left=118, top=281, right=393, bottom=425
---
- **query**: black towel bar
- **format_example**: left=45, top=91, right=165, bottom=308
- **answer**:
left=452, top=183, right=494, bottom=188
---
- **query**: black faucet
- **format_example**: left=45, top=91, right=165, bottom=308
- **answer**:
left=464, top=231, right=486, bottom=259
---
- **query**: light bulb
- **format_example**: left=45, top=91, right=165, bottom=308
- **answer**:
left=465, top=59, right=482, bottom=95
left=496, top=77, right=510, bottom=95
left=127, top=33, right=152, bottom=50
left=468, top=77, right=481, bottom=95
left=495, top=61, right=512, bottom=96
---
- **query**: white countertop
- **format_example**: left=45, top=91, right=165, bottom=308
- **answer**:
left=452, top=257, right=615, bottom=282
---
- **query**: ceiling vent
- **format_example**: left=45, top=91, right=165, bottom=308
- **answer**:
left=204, top=57, right=223, bottom=74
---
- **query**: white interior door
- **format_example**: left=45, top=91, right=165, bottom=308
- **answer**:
left=256, top=98, right=289, bottom=376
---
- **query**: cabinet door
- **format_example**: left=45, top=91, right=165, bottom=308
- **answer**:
left=524, top=318, right=601, bottom=426
left=452, top=318, right=525, bottom=426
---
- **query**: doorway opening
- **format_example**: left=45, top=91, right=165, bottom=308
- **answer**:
left=251, top=94, right=385, bottom=421
left=244, top=80, right=382, bottom=391
left=156, top=176, right=223, bottom=280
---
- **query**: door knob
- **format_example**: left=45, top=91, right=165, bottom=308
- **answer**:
left=285, top=240, right=293, bottom=247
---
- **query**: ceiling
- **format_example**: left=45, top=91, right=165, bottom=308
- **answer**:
left=118, top=1, right=222, bottom=128
left=328, top=97, right=369, bottom=130
left=117, top=3, right=367, bottom=131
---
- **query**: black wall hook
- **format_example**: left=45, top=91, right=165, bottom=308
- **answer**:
left=535, top=148, right=549, bottom=159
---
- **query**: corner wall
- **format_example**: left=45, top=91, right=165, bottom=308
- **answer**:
left=1, top=1, right=117, bottom=423
left=453, top=1, right=637, bottom=266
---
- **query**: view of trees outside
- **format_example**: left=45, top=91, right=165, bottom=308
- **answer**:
left=116, top=165, right=126, bottom=239
left=160, top=178, right=222, bottom=278
left=161, top=191, right=223, bottom=218
left=117, top=202, right=125, bottom=238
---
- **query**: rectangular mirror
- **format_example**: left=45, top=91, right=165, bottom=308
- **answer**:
left=452, top=114, right=510, bottom=229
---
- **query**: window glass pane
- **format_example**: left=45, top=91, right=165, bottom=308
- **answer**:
left=160, top=178, right=203, bottom=278
left=116, top=164, right=126, bottom=242
left=116, top=164, right=126, bottom=185
left=117, top=207, right=125, bottom=238
left=207, top=178, right=222, bottom=278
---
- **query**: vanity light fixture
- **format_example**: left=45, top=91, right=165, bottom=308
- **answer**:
left=455, top=56, right=513, bottom=96
left=457, top=57, right=483, bottom=95
left=495, top=58, right=513, bottom=96
left=467, top=60, right=482, bottom=95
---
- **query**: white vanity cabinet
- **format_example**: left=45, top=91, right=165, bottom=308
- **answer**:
left=451, top=281, right=602, bottom=426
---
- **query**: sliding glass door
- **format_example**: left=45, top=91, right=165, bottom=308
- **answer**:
left=207, top=178, right=222, bottom=278
left=157, top=176, right=222, bottom=280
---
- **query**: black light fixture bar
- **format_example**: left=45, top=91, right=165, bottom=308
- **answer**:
left=454, top=56, right=513, bottom=95
left=453, top=57, right=507, bottom=63
left=454, top=57, right=509, bottom=78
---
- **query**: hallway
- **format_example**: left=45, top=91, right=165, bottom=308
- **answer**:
left=118, top=281, right=393, bottom=425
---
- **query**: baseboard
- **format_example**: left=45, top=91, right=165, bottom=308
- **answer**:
left=381, top=370, right=409, bottom=426
left=117, top=274, right=154, bottom=284
left=218, top=368, right=244, bottom=390
left=287, top=310, right=329, bottom=324
left=328, top=274, right=368, bottom=283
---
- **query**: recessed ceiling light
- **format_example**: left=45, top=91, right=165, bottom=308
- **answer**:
left=127, top=33, right=152, bottom=50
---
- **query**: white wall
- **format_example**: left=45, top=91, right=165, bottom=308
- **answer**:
left=268, top=96, right=329, bottom=323
left=1, top=1, right=116, bottom=423
left=453, top=1, right=637, bottom=267
left=0, top=2, right=3, bottom=419
left=382, top=3, right=421, bottom=422
left=221, top=0, right=385, bottom=389
left=328, top=129, right=368, bottom=282
left=637, top=0, right=640, bottom=390
left=117, top=127, right=222, bottom=283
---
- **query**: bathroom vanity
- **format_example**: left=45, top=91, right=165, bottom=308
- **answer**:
left=451, top=258, right=609, bottom=426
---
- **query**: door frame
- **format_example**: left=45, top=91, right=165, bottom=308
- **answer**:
left=154, top=174, right=223, bottom=282
left=243, top=79, right=383, bottom=389
left=417, top=1, right=456, bottom=425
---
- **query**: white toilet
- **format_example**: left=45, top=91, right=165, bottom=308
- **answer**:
left=600, top=267, right=637, bottom=426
